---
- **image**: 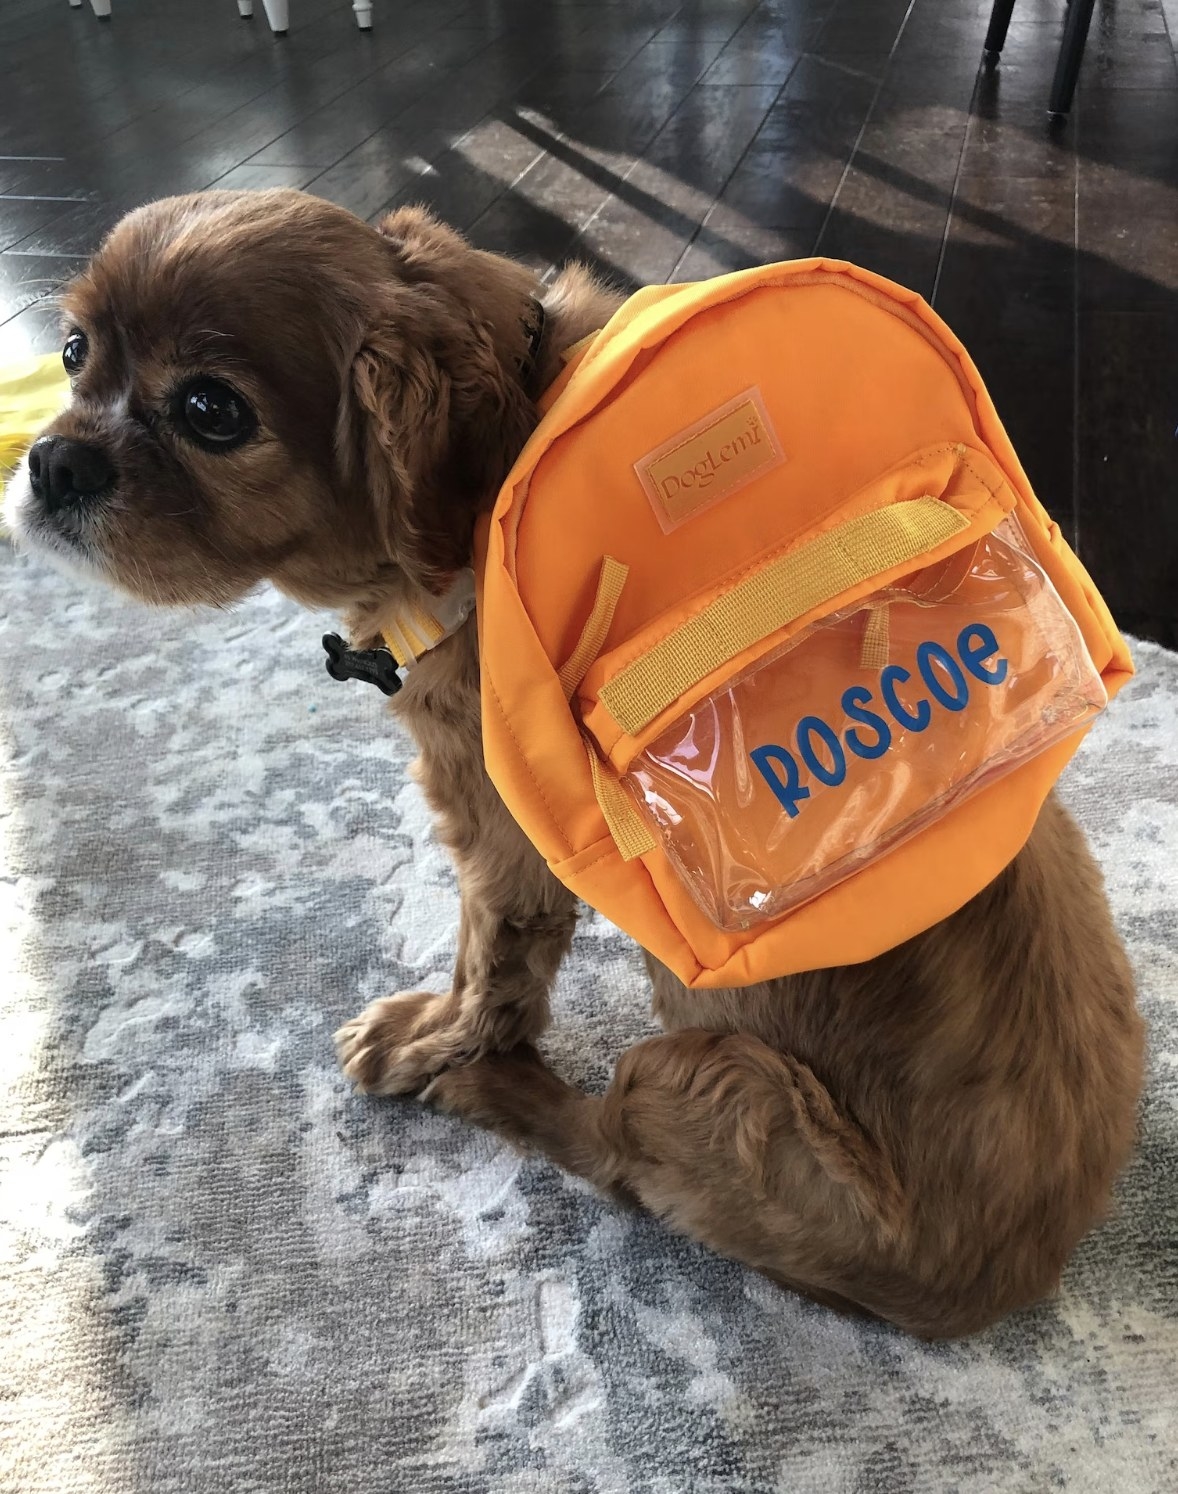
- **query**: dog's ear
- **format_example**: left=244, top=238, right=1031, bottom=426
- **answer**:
left=340, top=282, right=536, bottom=593
left=374, top=205, right=466, bottom=280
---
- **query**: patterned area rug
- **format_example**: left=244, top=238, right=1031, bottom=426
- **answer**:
left=1, top=542, right=1175, bottom=1494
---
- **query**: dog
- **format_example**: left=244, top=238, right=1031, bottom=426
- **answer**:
left=3, top=189, right=1145, bottom=1338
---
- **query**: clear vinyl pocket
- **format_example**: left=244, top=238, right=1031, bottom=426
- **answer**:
left=622, top=513, right=1106, bottom=931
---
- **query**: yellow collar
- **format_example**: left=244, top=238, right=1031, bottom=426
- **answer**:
left=379, top=569, right=477, bottom=669
left=323, top=571, right=476, bottom=696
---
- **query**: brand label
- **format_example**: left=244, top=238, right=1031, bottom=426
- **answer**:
left=635, top=387, right=784, bottom=532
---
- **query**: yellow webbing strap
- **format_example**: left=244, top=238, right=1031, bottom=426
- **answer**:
left=599, top=496, right=970, bottom=738
left=859, top=603, right=891, bottom=670
left=380, top=603, right=446, bottom=666
left=586, top=745, right=656, bottom=861
left=409, top=604, right=445, bottom=648
left=557, top=556, right=651, bottom=858
left=558, top=556, right=629, bottom=699
left=399, top=617, right=427, bottom=658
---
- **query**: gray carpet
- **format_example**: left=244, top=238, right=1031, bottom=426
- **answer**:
left=1, top=539, right=1176, bottom=1494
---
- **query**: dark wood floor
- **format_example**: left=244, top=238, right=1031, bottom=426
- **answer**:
left=2, top=0, right=1176, bottom=644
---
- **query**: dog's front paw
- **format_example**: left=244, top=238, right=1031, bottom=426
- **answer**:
left=334, top=991, right=468, bottom=1096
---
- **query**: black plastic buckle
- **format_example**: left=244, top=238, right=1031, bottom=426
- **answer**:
left=322, top=633, right=402, bottom=696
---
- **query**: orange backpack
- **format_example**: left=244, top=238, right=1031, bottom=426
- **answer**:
left=479, top=261, right=1130, bottom=990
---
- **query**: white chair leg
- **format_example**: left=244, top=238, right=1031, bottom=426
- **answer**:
left=89, top=0, right=111, bottom=15
left=353, top=0, right=373, bottom=29
left=237, top=0, right=254, bottom=16
left=260, top=0, right=288, bottom=33
left=69, top=0, right=84, bottom=9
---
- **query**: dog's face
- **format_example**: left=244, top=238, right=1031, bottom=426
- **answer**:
left=3, top=190, right=538, bottom=608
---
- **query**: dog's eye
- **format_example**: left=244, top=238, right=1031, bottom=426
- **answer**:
left=62, top=331, right=88, bottom=375
left=177, top=378, right=255, bottom=449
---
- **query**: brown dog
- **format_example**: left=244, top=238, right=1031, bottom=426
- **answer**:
left=3, top=189, right=1144, bottom=1338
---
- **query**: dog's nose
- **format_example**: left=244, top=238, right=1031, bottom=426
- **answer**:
left=27, top=435, right=114, bottom=514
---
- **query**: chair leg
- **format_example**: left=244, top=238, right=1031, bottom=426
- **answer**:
left=69, top=0, right=84, bottom=9
left=353, top=0, right=373, bottom=28
left=260, top=0, right=289, bottom=34
left=89, top=0, right=111, bottom=15
left=1049, top=0, right=1097, bottom=117
left=238, top=0, right=254, bottom=16
left=983, top=0, right=1018, bottom=62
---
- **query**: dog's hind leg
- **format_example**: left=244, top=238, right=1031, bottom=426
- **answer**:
left=423, top=1030, right=930, bottom=1329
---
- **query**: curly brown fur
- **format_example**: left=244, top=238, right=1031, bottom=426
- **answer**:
left=3, top=190, right=1144, bottom=1339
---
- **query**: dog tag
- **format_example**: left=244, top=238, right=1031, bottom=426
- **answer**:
left=321, top=633, right=402, bottom=696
